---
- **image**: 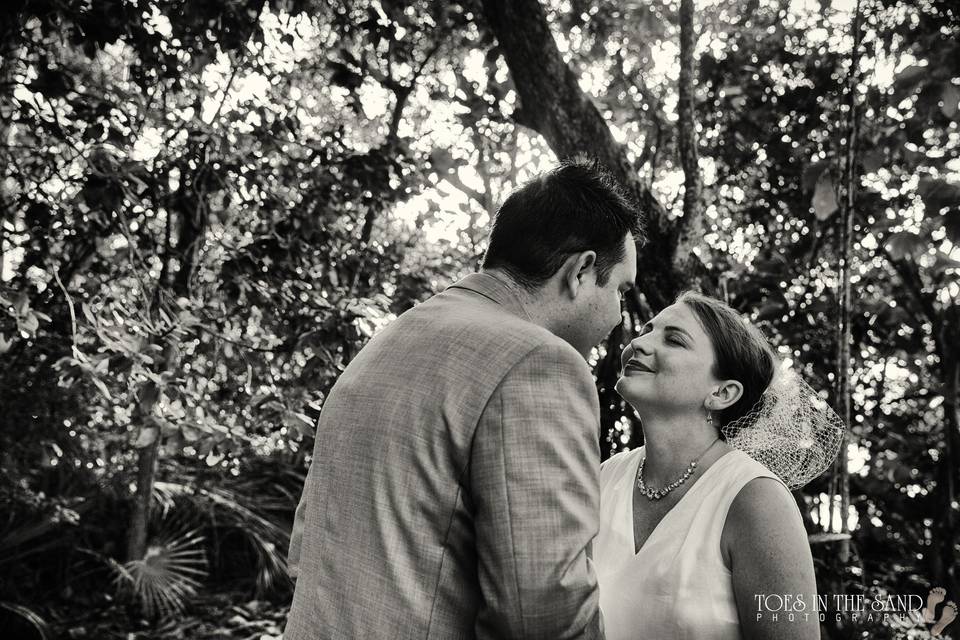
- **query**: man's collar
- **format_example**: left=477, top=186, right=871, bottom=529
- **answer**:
left=445, top=272, right=533, bottom=322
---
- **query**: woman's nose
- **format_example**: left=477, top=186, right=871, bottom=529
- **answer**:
left=629, top=335, right=652, bottom=355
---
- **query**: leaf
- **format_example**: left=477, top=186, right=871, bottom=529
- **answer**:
left=812, top=172, right=839, bottom=220
left=756, top=299, right=786, bottom=322
left=931, top=251, right=960, bottom=276
left=893, top=64, right=928, bottom=98
left=139, top=381, right=160, bottom=413
left=81, top=302, right=98, bottom=326
left=89, top=375, right=113, bottom=401
left=117, top=522, right=207, bottom=618
left=941, top=83, right=960, bottom=119
left=885, top=231, right=928, bottom=261
left=134, top=425, right=159, bottom=448
left=917, top=177, right=960, bottom=217
left=191, top=437, right=211, bottom=457
left=18, top=312, right=40, bottom=337
left=157, top=417, right=178, bottom=438
left=94, top=355, right=110, bottom=374
left=283, top=411, right=315, bottom=438
left=944, top=210, right=960, bottom=244
left=180, top=423, right=204, bottom=443
left=13, top=292, right=30, bottom=316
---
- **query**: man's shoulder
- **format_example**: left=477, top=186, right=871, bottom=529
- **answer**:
left=353, top=290, right=586, bottom=400
left=405, top=285, right=564, bottom=351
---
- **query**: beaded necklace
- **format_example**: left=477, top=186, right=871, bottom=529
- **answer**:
left=636, top=438, right=720, bottom=500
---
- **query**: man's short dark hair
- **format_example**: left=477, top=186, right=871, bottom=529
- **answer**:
left=481, top=157, right=644, bottom=290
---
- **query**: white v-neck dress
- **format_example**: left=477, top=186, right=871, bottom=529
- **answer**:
left=595, top=446, right=785, bottom=640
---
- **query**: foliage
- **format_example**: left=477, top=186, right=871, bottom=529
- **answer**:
left=111, top=520, right=208, bottom=619
left=0, top=0, right=958, bottom=636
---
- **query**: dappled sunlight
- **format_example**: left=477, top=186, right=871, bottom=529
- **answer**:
left=1, top=0, right=958, bottom=636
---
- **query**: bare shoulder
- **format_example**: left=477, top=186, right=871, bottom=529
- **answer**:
left=722, top=476, right=807, bottom=565
left=730, top=477, right=799, bottom=525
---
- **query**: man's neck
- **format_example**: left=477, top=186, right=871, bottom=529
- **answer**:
left=481, top=268, right=546, bottom=326
left=480, top=268, right=585, bottom=356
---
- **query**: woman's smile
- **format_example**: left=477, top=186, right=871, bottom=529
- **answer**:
left=623, top=359, right=655, bottom=375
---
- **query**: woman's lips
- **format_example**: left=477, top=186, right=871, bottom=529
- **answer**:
left=624, top=360, right=654, bottom=374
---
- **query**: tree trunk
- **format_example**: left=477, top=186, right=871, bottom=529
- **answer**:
left=937, top=313, right=960, bottom=597
left=126, top=427, right=161, bottom=561
left=126, top=134, right=207, bottom=561
left=833, top=0, right=864, bottom=566
left=479, top=0, right=690, bottom=310
left=676, top=0, right=706, bottom=287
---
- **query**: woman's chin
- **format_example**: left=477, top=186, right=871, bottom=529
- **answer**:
left=614, top=375, right=626, bottom=393
left=614, top=376, right=646, bottom=404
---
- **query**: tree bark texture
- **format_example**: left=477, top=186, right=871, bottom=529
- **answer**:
left=832, top=0, right=864, bottom=567
left=126, top=427, right=161, bottom=562
left=480, top=0, right=693, bottom=311
left=937, top=310, right=960, bottom=597
left=676, top=0, right=704, bottom=268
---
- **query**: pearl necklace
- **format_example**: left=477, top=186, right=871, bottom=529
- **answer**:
left=636, top=438, right=720, bottom=501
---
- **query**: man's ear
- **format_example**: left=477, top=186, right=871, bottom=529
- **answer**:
left=560, top=251, right=597, bottom=298
left=705, top=379, right=744, bottom=412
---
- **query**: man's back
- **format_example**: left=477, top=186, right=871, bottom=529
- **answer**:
left=285, top=273, right=603, bottom=639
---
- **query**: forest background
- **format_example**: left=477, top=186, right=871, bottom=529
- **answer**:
left=1, top=0, right=959, bottom=638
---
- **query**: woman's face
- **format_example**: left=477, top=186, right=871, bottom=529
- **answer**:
left=615, top=302, right=720, bottom=414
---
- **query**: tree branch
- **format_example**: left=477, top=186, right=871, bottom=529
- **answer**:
left=443, top=170, right=486, bottom=210
left=479, top=0, right=681, bottom=308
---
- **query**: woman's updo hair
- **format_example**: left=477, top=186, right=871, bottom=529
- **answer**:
left=676, top=291, right=777, bottom=431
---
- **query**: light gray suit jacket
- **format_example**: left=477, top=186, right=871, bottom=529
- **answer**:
left=285, top=273, right=603, bottom=639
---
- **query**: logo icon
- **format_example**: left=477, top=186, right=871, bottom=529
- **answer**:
left=897, top=587, right=957, bottom=637
left=924, top=587, right=956, bottom=638
left=894, top=587, right=958, bottom=638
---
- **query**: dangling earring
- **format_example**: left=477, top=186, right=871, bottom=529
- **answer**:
left=706, top=412, right=714, bottom=427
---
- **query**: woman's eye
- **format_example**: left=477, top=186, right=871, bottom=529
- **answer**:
left=667, top=336, right=684, bottom=346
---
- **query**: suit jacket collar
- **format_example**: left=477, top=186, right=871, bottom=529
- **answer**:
left=446, top=272, right=534, bottom=322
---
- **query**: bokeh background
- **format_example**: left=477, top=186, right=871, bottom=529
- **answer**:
left=1, top=0, right=958, bottom=638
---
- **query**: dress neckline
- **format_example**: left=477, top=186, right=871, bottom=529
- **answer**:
left=629, top=447, right=738, bottom=556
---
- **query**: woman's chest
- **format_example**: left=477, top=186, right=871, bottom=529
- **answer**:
left=631, top=484, right=695, bottom=553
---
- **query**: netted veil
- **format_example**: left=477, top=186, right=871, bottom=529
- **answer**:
left=721, top=364, right=845, bottom=490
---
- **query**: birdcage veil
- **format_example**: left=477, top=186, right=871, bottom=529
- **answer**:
left=721, top=364, right=845, bottom=490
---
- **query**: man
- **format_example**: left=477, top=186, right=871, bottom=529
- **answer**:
left=285, top=158, right=642, bottom=639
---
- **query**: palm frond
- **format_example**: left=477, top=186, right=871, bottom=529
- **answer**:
left=153, top=479, right=292, bottom=594
left=113, top=518, right=208, bottom=618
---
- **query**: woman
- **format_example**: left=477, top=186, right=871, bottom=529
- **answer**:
left=595, top=292, right=842, bottom=640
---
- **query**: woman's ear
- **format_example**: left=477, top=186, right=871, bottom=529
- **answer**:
left=706, top=379, right=744, bottom=412
left=560, top=250, right=597, bottom=298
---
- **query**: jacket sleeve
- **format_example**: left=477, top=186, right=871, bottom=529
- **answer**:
left=287, top=491, right=306, bottom=579
left=470, top=340, right=604, bottom=639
